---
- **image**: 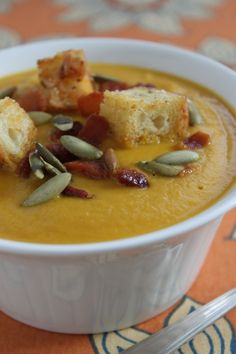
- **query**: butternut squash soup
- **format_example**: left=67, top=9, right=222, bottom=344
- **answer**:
left=0, top=56, right=236, bottom=244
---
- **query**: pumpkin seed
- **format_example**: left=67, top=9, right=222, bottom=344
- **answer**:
left=40, top=158, right=61, bottom=176
left=154, top=150, right=199, bottom=165
left=136, top=161, right=150, bottom=173
left=60, top=135, right=103, bottom=160
left=137, top=161, right=184, bottom=177
left=0, top=86, right=16, bottom=99
left=36, top=142, right=66, bottom=172
left=93, top=74, right=120, bottom=82
left=29, top=152, right=45, bottom=179
left=22, top=173, right=72, bottom=207
left=52, top=114, right=74, bottom=131
left=188, top=98, right=203, bottom=125
left=28, top=111, right=52, bottom=125
left=103, top=148, right=119, bottom=172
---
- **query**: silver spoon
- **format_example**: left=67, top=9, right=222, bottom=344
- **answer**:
left=123, top=288, right=236, bottom=354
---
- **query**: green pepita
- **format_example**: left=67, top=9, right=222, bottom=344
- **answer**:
left=36, top=142, right=67, bottom=173
left=52, top=114, right=74, bottom=131
left=188, top=98, right=203, bottom=125
left=137, top=161, right=184, bottom=177
left=0, top=86, right=16, bottom=99
left=28, top=111, right=52, bottom=126
left=41, top=159, right=61, bottom=176
left=154, top=150, right=199, bottom=165
left=60, top=135, right=103, bottom=160
left=22, top=173, right=72, bottom=207
left=29, top=152, right=45, bottom=179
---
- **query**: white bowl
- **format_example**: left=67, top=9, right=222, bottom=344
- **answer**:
left=0, top=38, right=235, bottom=334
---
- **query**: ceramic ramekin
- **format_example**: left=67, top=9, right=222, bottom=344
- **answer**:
left=0, top=38, right=235, bottom=333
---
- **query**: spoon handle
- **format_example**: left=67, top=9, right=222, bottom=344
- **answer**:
left=123, top=288, right=236, bottom=354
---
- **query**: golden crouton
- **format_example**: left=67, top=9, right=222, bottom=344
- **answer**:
left=0, top=97, right=37, bottom=171
left=100, top=87, right=189, bottom=147
left=37, top=49, right=94, bottom=111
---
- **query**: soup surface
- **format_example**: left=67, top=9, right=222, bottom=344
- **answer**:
left=0, top=63, right=236, bottom=244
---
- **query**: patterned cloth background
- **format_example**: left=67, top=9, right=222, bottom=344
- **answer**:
left=0, top=0, right=235, bottom=353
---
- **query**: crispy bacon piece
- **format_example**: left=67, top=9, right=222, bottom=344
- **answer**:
left=65, top=160, right=109, bottom=179
left=184, top=131, right=210, bottom=149
left=114, top=168, right=149, bottom=188
left=78, top=114, right=109, bottom=146
left=14, top=88, right=48, bottom=112
left=68, top=121, right=83, bottom=136
left=50, top=121, right=83, bottom=142
left=78, top=92, right=104, bottom=117
left=46, top=143, right=76, bottom=163
left=50, top=129, right=64, bottom=143
left=17, top=154, right=31, bottom=178
left=62, top=185, right=94, bottom=199
left=97, top=80, right=129, bottom=92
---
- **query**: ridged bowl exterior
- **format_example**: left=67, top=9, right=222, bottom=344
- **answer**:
left=0, top=219, right=220, bottom=333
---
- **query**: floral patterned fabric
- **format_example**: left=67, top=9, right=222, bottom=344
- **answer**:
left=0, top=0, right=235, bottom=353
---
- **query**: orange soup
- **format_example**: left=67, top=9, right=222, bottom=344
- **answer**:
left=0, top=63, right=236, bottom=244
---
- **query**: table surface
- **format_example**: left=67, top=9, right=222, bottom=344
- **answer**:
left=0, top=0, right=236, bottom=353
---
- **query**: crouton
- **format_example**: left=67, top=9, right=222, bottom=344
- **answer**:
left=0, top=97, right=37, bottom=171
left=37, top=49, right=94, bottom=111
left=99, top=87, right=189, bottom=147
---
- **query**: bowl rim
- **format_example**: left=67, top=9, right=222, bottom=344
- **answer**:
left=0, top=37, right=236, bottom=256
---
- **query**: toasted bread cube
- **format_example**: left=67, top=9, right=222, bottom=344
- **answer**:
left=0, top=97, right=37, bottom=171
left=37, top=49, right=94, bottom=111
left=100, top=87, right=189, bottom=147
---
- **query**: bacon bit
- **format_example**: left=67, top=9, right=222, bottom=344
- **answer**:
left=103, top=148, right=119, bottom=173
left=62, top=185, right=94, bottom=199
left=184, top=131, right=210, bottom=149
left=65, top=160, right=109, bottom=180
left=50, top=121, right=83, bottom=142
left=97, top=80, right=129, bottom=92
left=179, top=165, right=194, bottom=177
left=78, top=114, right=109, bottom=146
left=17, top=154, right=31, bottom=178
left=15, top=88, right=48, bottom=112
left=59, top=54, right=85, bottom=80
left=78, top=92, right=104, bottom=117
left=114, top=168, right=149, bottom=188
left=69, top=121, right=83, bottom=136
left=46, top=143, right=76, bottom=163
left=49, top=129, right=64, bottom=143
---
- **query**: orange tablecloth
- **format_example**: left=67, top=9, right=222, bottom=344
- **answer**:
left=0, top=0, right=235, bottom=353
